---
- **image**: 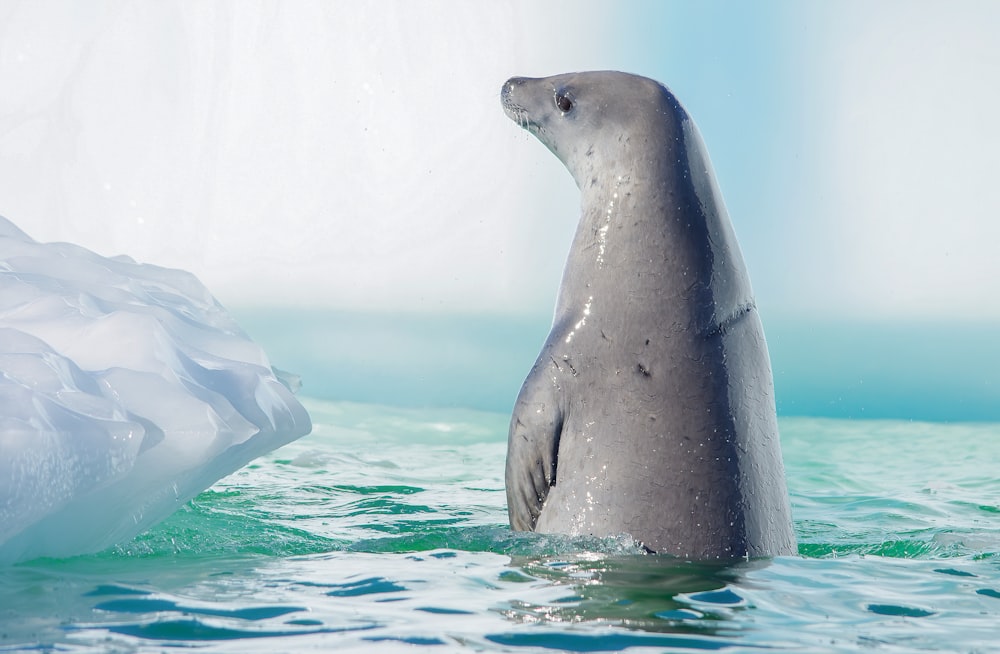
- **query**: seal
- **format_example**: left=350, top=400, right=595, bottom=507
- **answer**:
left=500, top=71, right=796, bottom=559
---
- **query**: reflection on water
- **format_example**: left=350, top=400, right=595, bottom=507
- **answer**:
left=503, top=554, right=755, bottom=635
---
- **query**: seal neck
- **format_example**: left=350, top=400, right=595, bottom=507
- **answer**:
left=556, top=121, right=754, bottom=337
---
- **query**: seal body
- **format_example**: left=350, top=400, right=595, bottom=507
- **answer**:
left=501, top=71, right=796, bottom=559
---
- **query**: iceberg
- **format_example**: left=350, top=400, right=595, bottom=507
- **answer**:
left=0, top=217, right=311, bottom=564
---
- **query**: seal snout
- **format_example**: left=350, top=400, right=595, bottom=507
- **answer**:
left=501, top=76, right=529, bottom=101
left=501, top=77, right=534, bottom=129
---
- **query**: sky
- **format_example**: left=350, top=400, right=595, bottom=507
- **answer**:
left=1, top=1, right=999, bottom=418
left=2, top=1, right=998, bottom=323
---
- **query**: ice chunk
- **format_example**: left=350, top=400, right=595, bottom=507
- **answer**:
left=0, top=216, right=311, bottom=564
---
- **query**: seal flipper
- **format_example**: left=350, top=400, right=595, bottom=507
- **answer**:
left=505, top=373, right=563, bottom=532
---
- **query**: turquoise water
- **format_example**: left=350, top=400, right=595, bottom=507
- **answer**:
left=3, top=398, right=999, bottom=652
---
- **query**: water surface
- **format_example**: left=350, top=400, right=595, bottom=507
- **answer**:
left=2, top=399, right=999, bottom=652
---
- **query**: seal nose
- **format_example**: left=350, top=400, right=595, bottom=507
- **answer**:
left=503, top=76, right=525, bottom=89
left=500, top=77, right=518, bottom=105
left=501, top=77, right=528, bottom=121
left=501, top=77, right=531, bottom=105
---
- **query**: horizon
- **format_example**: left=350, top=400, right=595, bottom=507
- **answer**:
left=233, top=307, right=1000, bottom=423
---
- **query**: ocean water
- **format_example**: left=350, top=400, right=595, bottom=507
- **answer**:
left=2, top=397, right=999, bottom=653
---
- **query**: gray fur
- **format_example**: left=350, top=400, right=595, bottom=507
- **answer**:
left=501, top=71, right=796, bottom=559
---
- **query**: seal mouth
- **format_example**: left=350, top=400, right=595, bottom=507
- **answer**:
left=502, top=100, right=531, bottom=130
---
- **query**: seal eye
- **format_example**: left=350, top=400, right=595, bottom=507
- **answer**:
left=555, top=92, right=573, bottom=113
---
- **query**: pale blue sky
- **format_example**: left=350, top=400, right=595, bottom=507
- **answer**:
left=1, top=1, right=998, bottom=323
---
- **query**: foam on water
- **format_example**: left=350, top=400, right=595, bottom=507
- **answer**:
left=0, top=216, right=311, bottom=564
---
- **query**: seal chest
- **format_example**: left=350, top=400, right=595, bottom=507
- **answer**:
left=501, top=71, right=796, bottom=559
